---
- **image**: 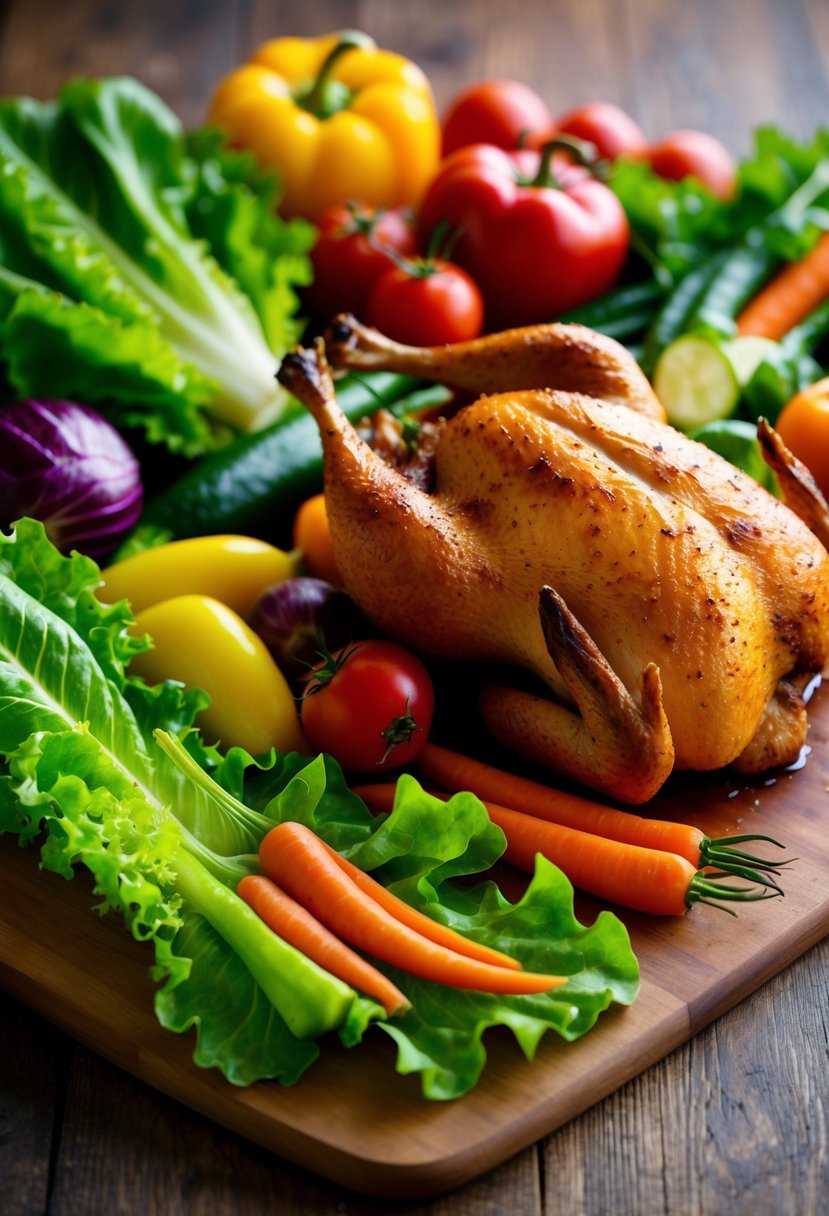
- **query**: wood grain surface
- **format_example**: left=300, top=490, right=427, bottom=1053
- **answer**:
left=1, top=689, right=828, bottom=1201
left=1, top=0, right=828, bottom=1213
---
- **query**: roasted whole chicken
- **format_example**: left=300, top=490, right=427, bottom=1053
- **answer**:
left=278, top=316, right=829, bottom=804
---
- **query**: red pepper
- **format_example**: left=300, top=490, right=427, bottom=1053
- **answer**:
left=417, top=139, right=630, bottom=328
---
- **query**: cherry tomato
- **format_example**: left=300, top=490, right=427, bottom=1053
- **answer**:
left=646, top=130, right=737, bottom=201
left=304, top=201, right=418, bottom=322
left=553, top=101, right=648, bottom=161
left=367, top=258, right=484, bottom=346
left=301, top=640, right=435, bottom=772
left=441, top=79, right=552, bottom=155
left=775, top=378, right=829, bottom=498
left=293, top=492, right=341, bottom=585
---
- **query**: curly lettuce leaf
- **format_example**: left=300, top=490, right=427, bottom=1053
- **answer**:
left=0, top=520, right=270, bottom=863
left=153, top=911, right=319, bottom=1086
left=243, top=765, right=641, bottom=1099
left=0, top=522, right=639, bottom=1099
left=3, top=288, right=218, bottom=455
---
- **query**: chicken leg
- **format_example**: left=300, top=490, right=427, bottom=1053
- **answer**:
left=324, top=313, right=666, bottom=421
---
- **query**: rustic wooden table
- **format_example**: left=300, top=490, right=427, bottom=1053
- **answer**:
left=1, top=0, right=827, bottom=1212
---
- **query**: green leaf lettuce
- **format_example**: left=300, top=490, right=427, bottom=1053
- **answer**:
left=0, top=520, right=639, bottom=1098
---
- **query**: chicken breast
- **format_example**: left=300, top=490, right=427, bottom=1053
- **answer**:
left=278, top=319, right=829, bottom=803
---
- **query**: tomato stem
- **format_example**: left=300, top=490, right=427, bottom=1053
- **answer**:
left=379, top=697, right=421, bottom=765
left=302, top=635, right=362, bottom=694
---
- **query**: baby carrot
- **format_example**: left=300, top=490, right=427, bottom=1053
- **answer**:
left=737, top=232, right=829, bottom=340
left=237, top=874, right=410, bottom=1017
left=258, top=822, right=565, bottom=995
left=415, top=743, right=785, bottom=881
left=315, top=836, right=522, bottom=971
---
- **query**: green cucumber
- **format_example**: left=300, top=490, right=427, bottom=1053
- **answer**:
left=722, top=335, right=782, bottom=383
left=560, top=279, right=668, bottom=341
left=642, top=249, right=732, bottom=372
left=685, top=236, right=779, bottom=335
left=653, top=334, right=740, bottom=430
left=136, top=373, right=445, bottom=545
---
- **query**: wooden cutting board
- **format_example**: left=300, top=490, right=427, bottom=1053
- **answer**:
left=1, top=689, right=829, bottom=1199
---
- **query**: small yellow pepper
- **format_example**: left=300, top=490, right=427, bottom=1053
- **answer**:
left=98, top=534, right=299, bottom=618
left=208, top=29, right=441, bottom=220
left=131, top=594, right=304, bottom=756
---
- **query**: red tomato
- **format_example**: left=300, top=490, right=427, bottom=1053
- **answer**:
left=367, top=258, right=484, bottom=346
left=646, top=130, right=737, bottom=201
left=554, top=101, right=648, bottom=161
left=304, top=201, right=418, bottom=321
left=301, top=640, right=435, bottom=772
left=441, top=79, right=553, bottom=155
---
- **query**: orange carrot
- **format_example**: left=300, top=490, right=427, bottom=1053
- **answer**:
left=737, top=232, right=829, bottom=339
left=415, top=743, right=784, bottom=879
left=258, top=822, right=565, bottom=994
left=237, top=874, right=410, bottom=1016
left=315, top=836, right=522, bottom=971
left=354, top=783, right=781, bottom=916
left=484, top=801, right=699, bottom=915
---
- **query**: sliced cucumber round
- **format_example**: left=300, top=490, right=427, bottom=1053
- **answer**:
left=722, top=335, right=781, bottom=385
left=653, top=334, right=740, bottom=430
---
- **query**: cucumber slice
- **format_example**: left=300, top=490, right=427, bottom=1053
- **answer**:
left=653, top=334, right=740, bottom=430
left=723, top=335, right=781, bottom=384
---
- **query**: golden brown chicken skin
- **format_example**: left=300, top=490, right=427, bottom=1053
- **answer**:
left=279, top=322, right=829, bottom=804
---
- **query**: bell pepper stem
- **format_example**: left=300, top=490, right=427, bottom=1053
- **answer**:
left=299, top=30, right=376, bottom=118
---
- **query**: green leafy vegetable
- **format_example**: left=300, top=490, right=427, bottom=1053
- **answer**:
left=0, top=520, right=639, bottom=1098
left=0, top=78, right=313, bottom=453
left=242, top=761, right=641, bottom=1099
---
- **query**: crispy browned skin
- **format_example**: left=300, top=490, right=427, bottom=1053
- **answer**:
left=279, top=332, right=829, bottom=804
left=325, top=314, right=667, bottom=421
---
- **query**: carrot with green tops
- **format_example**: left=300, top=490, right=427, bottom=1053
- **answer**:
left=353, top=783, right=781, bottom=916
left=477, top=801, right=773, bottom=916
left=258, top=821, right=565, bottom=995
left=415, top=743, right=785, bottom=882
left=237, top=874, right=410, bottom=1016
left=737, top=232, right=829, bottom=339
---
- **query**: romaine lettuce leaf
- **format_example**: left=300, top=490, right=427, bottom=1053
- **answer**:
left=0, top=520, right=639, bottom=1099
left=184, top=128, right=315, bottom=358
left=0, top=78, right=313, bottom=451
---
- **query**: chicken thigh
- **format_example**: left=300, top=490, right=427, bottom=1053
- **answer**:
left=278, top=319, right=829, bottom=804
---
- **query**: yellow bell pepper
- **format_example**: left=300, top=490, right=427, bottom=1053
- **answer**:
left=208, top=29, right=441, bottom=220
left=98, top=534, right=299, bottom=618
left=131, top=594, right=304, bottom=756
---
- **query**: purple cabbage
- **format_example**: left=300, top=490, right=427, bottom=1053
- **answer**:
left=0, top=399, right=143, bottom=559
